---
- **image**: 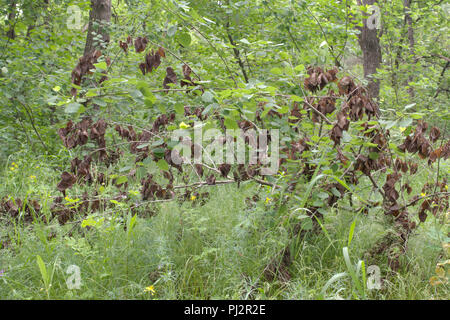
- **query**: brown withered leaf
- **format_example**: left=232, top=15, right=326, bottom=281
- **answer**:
left=139, top=63, right=147, bottom=75
left=134, top=36, right=148, bottom=53
left=206, top=174, right=216, bottom=185
left=157, top=46, right=166, bottom=58
left=218, top=164, right=231, bottom=177
left=409, top=162, right=418, bottom=174
left=338, top=76, right=356, bottom=96
left=57, top=172, right=76, bottom=196
left=70, top=50, right=102, bottom=96
left=194, top=164, right=204, bottom=177
left=163, top=171, right=174, bottom=184
left=336, top=146, right=349, bottom=165
left=163, top=67, right=177, bottom=91
left=418, top=209, right=427, bottom=223
left=429, top=127, right=441, bottom=143
left=164, top=149, right=183, bottom=172
left=145, top=49, right=161, bottom=73
left=403, top=183, right=412, bottom=195
left=303, top=66, right=336, bottom=93
left=119, top=40, right=128, bottom=53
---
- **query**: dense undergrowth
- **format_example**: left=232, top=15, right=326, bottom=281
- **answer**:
left=0, top=0, right=449, bottom=300
left=0, top=151, right=448, bottom=300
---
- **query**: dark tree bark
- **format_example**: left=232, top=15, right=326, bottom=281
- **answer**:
left=356, top=0, right=382, bottom=99
left=84, top=0, right=112, bottom=55
left=6, top=0, right=17, bottom=40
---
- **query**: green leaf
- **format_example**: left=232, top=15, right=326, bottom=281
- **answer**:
left=115, top=176, right=128, bottom=185
left=410, top=113, right=423, bottom=119
left=342, top=131, right=352, bottom=143
left=94, top=62, right=107, bottom=70
left=119, top=166, right=133, bottom=173
left=270, top=67, right=283, bottom=75
left=398, top=117, right=412, bottom=128
left=294, top=64, right=305, bottom=72
left=174, top=103, right=184, bottom=115
left=153, top=148, right=165, bottom=158
left=152, top=140, right=165, bottom=147
left=92, top=98, right=107, bottom=107
left=156, top=159, right=169, bottom=171
left=317, top=192, right=329, bottom=200
left=383, top=120, right=398, bottom=130
left=330, top=176, right=351, bottom=192
left=127, top=214, right=138, bottom=239
left=202, top=91, right=214, bottom=103
left=224, top=117, right=238, bottom=130
left=278, top=105, right=290, bottom=114
left=202, top=103, right=216, bottom=116
left=290, top=95, right=303, bottom=102
left=86, top=89, right=98, bottom=97
left=65, top=102, right=83, bottom=114
left=404, top=103, right=416, bottom=111
left=129, top=89, right=143, bottom=101
left=363, top=142, right=379, bottom=148
left=342, top=247, right=365, bottom=298
left=369, top=152, right=379, bottom=160
left=36, top=255, right=49, bottom=288
left=322, top=272, right=348, bottom=296
left=144, top=97, right=156, bottom=107
left=177, top=32, right=191, bottom=47
left=348, top=218, right=357, bottom=247
left=167, top=25, right=177, bottom=37
left=302, top=219, right=313, bottom=230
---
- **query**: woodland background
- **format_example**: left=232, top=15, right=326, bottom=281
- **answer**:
left=0, top=0, right=448, bottom=300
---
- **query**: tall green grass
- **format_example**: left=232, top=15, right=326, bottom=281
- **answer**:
left=0, top=152, right=448, bottom=299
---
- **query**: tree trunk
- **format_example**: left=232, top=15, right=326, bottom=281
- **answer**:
left=6, top=0, right=17, bottom=39
left=356, top=0, right=382, bottom=99
left=403, top=0, right=416, bottom=98
left=26, top=0, right=50, bottom=39
left=84, top=0, right=112, bottom=56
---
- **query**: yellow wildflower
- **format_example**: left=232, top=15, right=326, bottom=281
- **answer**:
left=190, top=195, right=197, bottom=201
left=265, top=197, right=272, bottom=204
left=429, top=276, right=444, bottom=286
left=29, top=175, right=36, bottom=180
left=443, top=243, right=450, bottom=255
left=144, top=285, right=155, bottom=295
left=435, top=264, right=445, bottom=278
left=420, top=192, right=427, bottom=197
left=179, top=122, right=190, bottom=129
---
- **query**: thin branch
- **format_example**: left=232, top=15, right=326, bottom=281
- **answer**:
left=399, top=192, right=450, bottom=212
left=14, top=99, right=48, bottom=152
left=305, top=5, right=342, bottom=68
left=225, top=21, right=249, bottom=83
